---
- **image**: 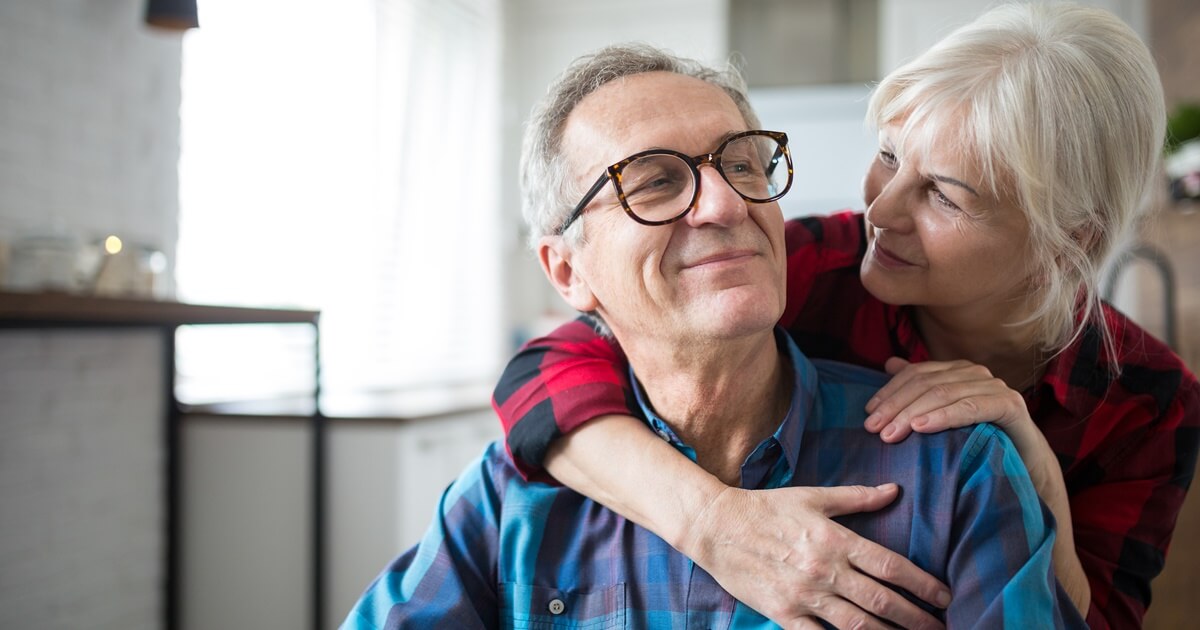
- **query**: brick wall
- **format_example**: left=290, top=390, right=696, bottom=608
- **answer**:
left=0, top=331, right=165, bottom=628
left=0, top=1, right=182, bottom=628
left=0, top=0, right=181, bottom=258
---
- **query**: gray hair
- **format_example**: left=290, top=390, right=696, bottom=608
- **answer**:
left=868, top=1, right=1166, bottom=362
left=520, top=43, right=760, bottom=247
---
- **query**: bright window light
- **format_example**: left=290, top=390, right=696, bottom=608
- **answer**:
left=176, top=0, right=503, bottom=404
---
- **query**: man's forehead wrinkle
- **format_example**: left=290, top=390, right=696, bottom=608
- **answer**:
left=563, top=74, right=745, bottom=178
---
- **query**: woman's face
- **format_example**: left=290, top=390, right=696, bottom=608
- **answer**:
left=860, top=120, right=1036, bottom=319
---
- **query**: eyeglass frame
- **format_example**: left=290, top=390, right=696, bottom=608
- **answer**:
left=555, top=129, right=794, bottom=236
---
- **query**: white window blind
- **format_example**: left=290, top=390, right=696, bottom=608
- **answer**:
left=176, top=0, right=503, bottom=403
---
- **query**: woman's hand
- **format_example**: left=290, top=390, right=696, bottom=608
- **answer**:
left=548, top=415, right=950, bottom=629
left=862, top=357, right=1092, bottom=614
left=864, top=358, right=1035, bottom=443
left=680, top=484, right=950, bottom=630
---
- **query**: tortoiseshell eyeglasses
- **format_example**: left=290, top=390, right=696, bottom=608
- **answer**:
left=556, top=130, right=793, bottom=235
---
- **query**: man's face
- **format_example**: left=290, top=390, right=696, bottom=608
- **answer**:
left=545, top=71, right=787, bottom=346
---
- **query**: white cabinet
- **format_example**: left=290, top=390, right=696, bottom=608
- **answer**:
left=182, top=408, right=501, bottom=630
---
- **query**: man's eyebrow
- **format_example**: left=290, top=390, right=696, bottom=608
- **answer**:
left=930, top=174, right=980, bottom=197
left=638, top=131, right=745, bottom=154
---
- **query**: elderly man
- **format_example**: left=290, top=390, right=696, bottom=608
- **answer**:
left=343, top=45, right=1083, bottom=629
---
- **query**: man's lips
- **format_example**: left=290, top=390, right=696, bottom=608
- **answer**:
left=682, top=249, right=758, bottom=269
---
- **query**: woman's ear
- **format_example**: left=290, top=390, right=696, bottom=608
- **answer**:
left=1071, top=227, right=1100, bottom=254
left=538, top=236, right=599, bottom=313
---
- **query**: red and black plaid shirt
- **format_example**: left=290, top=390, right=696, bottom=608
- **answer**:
left=493, top=210, right=1200, bottom=629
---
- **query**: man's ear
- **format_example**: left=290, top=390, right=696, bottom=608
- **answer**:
left=537, top=236, right=599, bottom=312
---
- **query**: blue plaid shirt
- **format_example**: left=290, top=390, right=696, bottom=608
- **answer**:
left=344, top=331, right=1085, bottom=629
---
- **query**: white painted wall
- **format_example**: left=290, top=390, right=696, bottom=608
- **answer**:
left=880, top=0, right=1145, bottom=73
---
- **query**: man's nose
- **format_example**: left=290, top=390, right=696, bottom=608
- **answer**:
left=684, top=164, right=748, bottom=228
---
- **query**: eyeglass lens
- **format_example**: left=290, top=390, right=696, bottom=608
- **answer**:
left=617, top=134, right=787, bottom=224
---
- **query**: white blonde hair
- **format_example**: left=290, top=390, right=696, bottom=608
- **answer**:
left=867, top=2, right=1166, bottom=363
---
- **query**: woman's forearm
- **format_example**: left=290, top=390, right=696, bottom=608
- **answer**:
left=1008, top=423, right=1091, bottom=614
left=543, top=413, right=725, bottom=548
left=543, top=414, right=950, bottom=629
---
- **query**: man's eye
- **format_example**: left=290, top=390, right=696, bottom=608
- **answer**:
left=646, top=176, right=672, bottom=189
left=625, top=171, right=686, bottom=198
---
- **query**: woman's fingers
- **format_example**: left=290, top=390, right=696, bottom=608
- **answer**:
left=865, top=359, right=979, bottom=415
left=781, top=617, right=825, bottom=630
left=808, top=596, right=897, bottom=630
left=877, top=380, right=1016, bottom=442
left=866, top=363, right=990, bottom=432
left=838, top=568, right=947, bottom=630
left=844, top=530, right=955, bottom=619
left=688, top=486, right=951, bottom=628
left=882, top=356, right=911, bottom=376
left=810, top=486, right=952, bottom=615
left=809, top=482, right=900, bottom=517
left=908, top=389, right=1023, bottom=431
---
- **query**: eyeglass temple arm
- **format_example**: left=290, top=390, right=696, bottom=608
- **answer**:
left=557, top=172, right=611, bottom=235
left=766, top=146, right=785, bottom=178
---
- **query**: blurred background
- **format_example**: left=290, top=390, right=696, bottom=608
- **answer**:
left=1, top=0, right=1197, bottom=628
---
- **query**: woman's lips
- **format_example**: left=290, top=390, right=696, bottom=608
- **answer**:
left=871, top=241, right=916, bottom=268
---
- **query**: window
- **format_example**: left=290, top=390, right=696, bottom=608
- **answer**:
left=176, top=0, right=503, bottom=403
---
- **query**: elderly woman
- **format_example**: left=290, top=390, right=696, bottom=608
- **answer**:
left=492, top=2, right=1199, bottom=629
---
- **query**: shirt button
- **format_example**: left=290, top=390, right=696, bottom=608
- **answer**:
left=547, top=598, right=566, bottom=615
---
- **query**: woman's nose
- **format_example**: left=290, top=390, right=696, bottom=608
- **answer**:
left=864, top=167, right=915, bottom=233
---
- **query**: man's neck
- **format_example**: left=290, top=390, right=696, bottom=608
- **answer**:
left=623, top=330, right=792, bottom=486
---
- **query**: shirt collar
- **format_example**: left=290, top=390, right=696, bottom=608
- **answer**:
left=628, top=328, right=819, bottom=486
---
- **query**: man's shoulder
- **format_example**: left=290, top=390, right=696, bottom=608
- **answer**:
left=471, top=440, right=577, bottom=505
left=443, top=441, right=534, bottom=506
left=811, top=358, right=890, bottom=390
left=809, top=358, right=1009, bottom=457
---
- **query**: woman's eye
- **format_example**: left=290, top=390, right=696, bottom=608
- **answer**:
left=931, top=188, right=961, bottom=212
left=878, top=150, right=898, bottom=168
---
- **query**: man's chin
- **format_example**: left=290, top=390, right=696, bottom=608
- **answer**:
left=686, top=292, right=784, bottom=340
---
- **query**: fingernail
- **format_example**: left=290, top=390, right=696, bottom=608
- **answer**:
left=937, top=589, right=951, bottom=607
left=865, top=413, right=881, bottom=431
left=911, top=417, right=926, bottom=429
left=881, top=425, right=896, bottom=440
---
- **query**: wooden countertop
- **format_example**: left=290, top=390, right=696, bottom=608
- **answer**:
left=182, top=381, right=494, bottom=423
left=0, top=290, right=319, bottom=326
